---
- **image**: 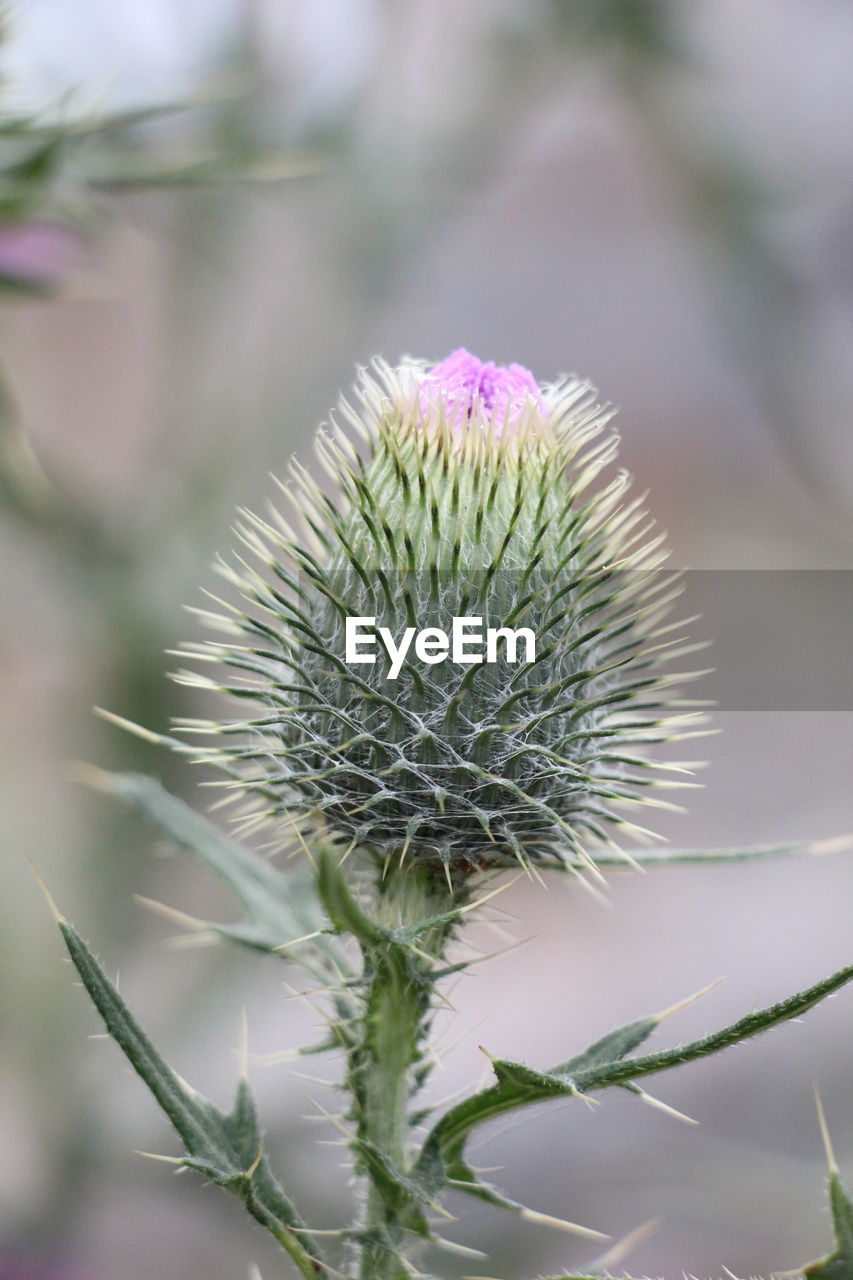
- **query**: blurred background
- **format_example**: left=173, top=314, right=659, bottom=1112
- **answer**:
left=1, top=2, right=852, bottom=1277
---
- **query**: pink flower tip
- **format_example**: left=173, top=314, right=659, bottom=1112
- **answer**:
left=420, top=348, right=543, bottom=432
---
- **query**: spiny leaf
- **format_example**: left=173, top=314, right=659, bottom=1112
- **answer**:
left=58, top=915, right=328, bottom=1279
left=316, top=842, right=388, bottom=948
left=805, top=1168, right=853, bottom=1279
left=803, top=1093, right=853, bottom=1279
left=85, top=769, right=348, bottom=979
left=417, top=963, right=853, bottom=1207
left=573, top=963, right=853, bottom=1093
left=415, top=1005, right=658, bottom=1192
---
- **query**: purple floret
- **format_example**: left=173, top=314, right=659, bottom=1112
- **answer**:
left=421, top=348, right=542, bottom=429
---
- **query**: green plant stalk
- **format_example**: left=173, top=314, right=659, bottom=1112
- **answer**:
left=344, top=864, right=460, bottom=1280
left=355, top=940, right=428, bottom=1278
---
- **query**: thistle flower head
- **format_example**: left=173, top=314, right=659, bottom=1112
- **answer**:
left=179, top=351, right=704, bottom=883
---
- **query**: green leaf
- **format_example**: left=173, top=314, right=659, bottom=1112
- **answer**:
left=443, top=1154, right=536, bottom=1214
left=556, top=1014, right=658, bottom=1075
left=59, top=914, right=331, bottom=1279
left=417, top=964, right=853, bottom=1208
left=573, top=963, right=853, bottom=1093
left=415, top=1006, right=657, bottom=1197
left=805, top=1166, right=853, bottom=1278
left=316, top=841, right=388, bottom=948
left=88, top=769, right=349, bottom=980
left=803, top=1095, right=853, bottom=1280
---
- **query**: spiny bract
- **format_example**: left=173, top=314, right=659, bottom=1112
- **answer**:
left=177, top=351, right=706, bottom=883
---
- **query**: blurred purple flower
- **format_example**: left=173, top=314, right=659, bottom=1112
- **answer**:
left=0, top=222, right=82, bottom=291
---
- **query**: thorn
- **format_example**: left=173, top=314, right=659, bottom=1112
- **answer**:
left=272, top=929, right=326, bottom=953
left=248, top=1046, right=306, bottom=1065
left=339, top=836, right=359, bottom=865
left=245, top=1143, right=264, bottom=1179
left=287, top=1069, right=338, bottom=1088
left=429, top=1073, right=489, bottom=1112
left=590, top=1217, right=660, bottom=1269
left=610, top=842, right=646, bottom=874
left=93, top=707, right=165, bottom=744
left=135, top=895, right=209, bottom=933
left=475, top=916, right=518, bottom=947
left=65, top=760, right=112, bottom=789
left=464, top=935, right=534, bottom=970
left=433, top=1236, right=488, bottom=1259
left=422, top=1038, right=444, bottom=1077
left=307, top=1096, right=356, bottom=1142
left=248, top=1266, right=264, bottom=1280
left=287, top=813, right=317, bottom=868
left=564, top=863, right=612, bottom=908
left=623, top=817, right=674, bottom=846
left=518, top=1206, right=608, bottom=1241
left=655, top=976, right=724, bottom=1024
left=134, top=1150, right=185, bottom=1165
left=456, top=872, right=525, bottom=919
left=288, top=1226, right=349, bottom=1236
left=429, top=1201, right=458, bottom=1222
left=208, top=790, right=243, bottom=813
left=526, top=858, right=547, bottom=889
left=810, top=833, right=853, bottom=856
left=407, top=941, right=440, bottom=967
left=165, top=931, right=221, bottom=951
left=814, top=1083, right=838, bottom=1173
left=628, top=1085, right=698, bottom=1125
left=577, top=1091, right=602, bottom=1111
left=237, top=1008, right=249, bottom=1083
left=29, top=860, right=65, bottom=925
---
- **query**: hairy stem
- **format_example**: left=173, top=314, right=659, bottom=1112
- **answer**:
left=348, top=864, right=457, bottom=1280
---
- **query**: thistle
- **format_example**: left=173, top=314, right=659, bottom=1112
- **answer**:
left=52, top=351, right=853, bottom=1280
left=178, top=349, right=702, bottom=888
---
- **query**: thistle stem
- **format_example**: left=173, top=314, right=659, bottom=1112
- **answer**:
left=347, top=863, right=457, bottom=1280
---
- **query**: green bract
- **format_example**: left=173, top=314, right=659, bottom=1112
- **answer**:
left=178, top=357, right=705, bottom=882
